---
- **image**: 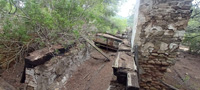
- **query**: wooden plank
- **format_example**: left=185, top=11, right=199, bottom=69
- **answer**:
left=94, top=42, right=118, bottom=51
left=26, top=45, right=63, bottom=61
left=104, top=33, right=125, bottom=39
left=82, top=35, right=111, bottom=61
left=118, top=44, right=131, bottom=52
left=112, top=52, right=120, bottom=68
left=126, top=72, right=140, bottom=90
left=24, top=44, right=67, bottom=68
left=112, top=51, right=138, bottom=85
left=96, top=33, right=123, bottom=42
left=112, top=51, right=137, bottom=74
left=118, top=52, right=135, bottom=71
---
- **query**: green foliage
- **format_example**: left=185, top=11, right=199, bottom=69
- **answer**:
left=127, top=14, right=134, bottom=27
left=111, top=17, right=127, bottom=33
left=1, top=15, right=30, bottom=43
left=0, top=0, right=127, bottom=68
left=183, top=5, right=200, bottom=53
left=183, top=74, right=190, bottom=82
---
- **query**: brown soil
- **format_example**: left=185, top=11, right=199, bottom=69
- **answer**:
left=164, top=50, right=200, bottom=90
left=62, top=50, right=116, bottom=90
left=1, top=46, right=200, bottom=90
left=0, top=50, right=116, bottom=90
left=0, top=61, right=25, bottom=90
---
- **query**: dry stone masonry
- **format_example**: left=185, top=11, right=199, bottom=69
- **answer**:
left=25, top=43, right=91, bottom=90
left=132, top=0, right=193, bottom=89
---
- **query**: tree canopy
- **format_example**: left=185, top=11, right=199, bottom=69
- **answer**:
left=183, top=1, right=200, bottom=53
left=0, top=0, right=128, bottom=68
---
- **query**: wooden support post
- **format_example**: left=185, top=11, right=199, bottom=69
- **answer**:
left=81, top=35, right=111, bottom=61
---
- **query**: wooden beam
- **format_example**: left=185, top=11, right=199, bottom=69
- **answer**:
left=126, top=72, right=140, bottom=90
left=112, top=52, right=120, bottom=68
left=26, top=45, right=63, bottom=62
left=112, top=51, right=138, bottom=86
left=81, top=35, right=111, bottom=61
left=96, top=33, right=123, bottom=42
left=112, top=51, right=135, bottom=71
left=21, top=43, right=76, bottom=83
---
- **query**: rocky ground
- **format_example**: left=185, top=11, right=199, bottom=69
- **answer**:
left=62, top=50, right=116, bottom=90
left=0, top=47, right=200, bottom=90
left=164, top=47, right=200, bottom=90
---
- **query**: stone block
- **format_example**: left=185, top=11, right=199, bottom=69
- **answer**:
left=164, top=30, right=175, bottom=36
left=146, top=65, right=154, bottom=68
left=148, top=60, right=155, bottom=64
left=174, top=31, right=185, bottom=38
left=150, top=87, right=157, bottom=90
left=168, top=1, right=179, bottom=6
left=168, top=24, right=177, bottom=30
left=171, top=6, right=181, bottom=10
left=155, top=61, right=162, bottom=65
left=160, top=42, right=168, bottom=51
left=161, top=61, right=170, bottom=66
left=161, top=67, right=168, bottom=71
left=151, top=53, right=158, bottom=56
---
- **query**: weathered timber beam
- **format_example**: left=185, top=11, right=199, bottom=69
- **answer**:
left=21, top=43, right=76, bottom=83
left=126, top=72, right=140, bottom=90
left=96, top=33, right=123, bottom=42
left=81, top=35, right=111, bottom=61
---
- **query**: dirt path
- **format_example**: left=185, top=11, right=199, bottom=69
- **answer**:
left=164, top=50, right=200, bottom=90
left=62, top=50, right=116, bottom=90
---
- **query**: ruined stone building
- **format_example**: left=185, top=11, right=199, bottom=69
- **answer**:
left=23, top=0, right=193, bottom=90
left=131, top=0, right=193, bottom=89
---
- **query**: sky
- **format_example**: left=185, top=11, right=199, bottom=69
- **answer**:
left=117, top=0, right=200, bottom=17
left=117, top=0, right=136, bottom=17
left=193, top=0, right=200, bottom=3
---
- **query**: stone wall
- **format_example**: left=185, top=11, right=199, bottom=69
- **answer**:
left=25, top=43, right=91, bottom=90
left=132, top=0, right=193, bottom=89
